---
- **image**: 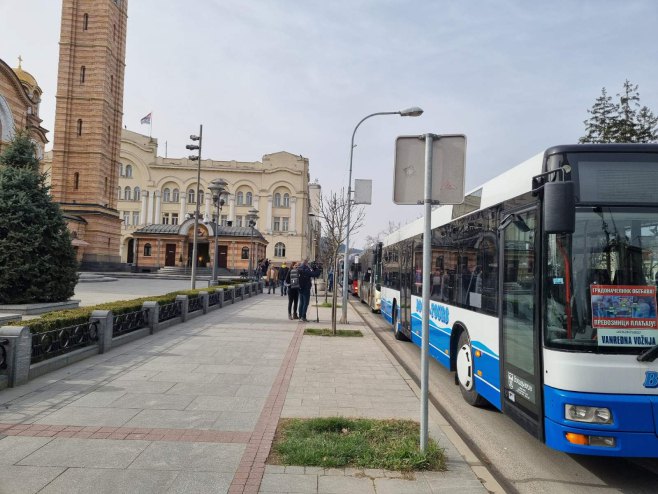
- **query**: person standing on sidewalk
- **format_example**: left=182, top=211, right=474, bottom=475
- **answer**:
left=286, top=262, right=300, bottom=319
left=267, top=266, right=278, bottom=294
left=297, top=258, right=321, bottom=322
left=278, top=262, right=290, bottom=297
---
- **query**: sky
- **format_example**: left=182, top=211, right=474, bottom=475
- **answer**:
left=2, top=0, right=658, bottom=247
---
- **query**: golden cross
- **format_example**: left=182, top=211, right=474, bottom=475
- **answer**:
left=18, top=55, right=23, bottom=68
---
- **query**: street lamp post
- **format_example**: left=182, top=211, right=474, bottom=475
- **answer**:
left=340, top=107, right=423, bottom=323
left=247, top=208, right=259, bottom=280
left=208, top=178, right=228, bottom=284
left=187, top=125, right=203, bottom=289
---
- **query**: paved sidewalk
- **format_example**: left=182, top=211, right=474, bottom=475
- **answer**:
left=0, top=292, right=489, bottom=493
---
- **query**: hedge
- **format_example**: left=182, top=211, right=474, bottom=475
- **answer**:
left=9, top=283, right=242, bottom=334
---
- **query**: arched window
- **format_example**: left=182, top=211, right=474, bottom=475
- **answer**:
left=77, top=119, right=83, bottom=136
left=143, top=243, right=152, bottom=256
left=74, top=172, right=80, bottom=190
left=119, top=163, right=124, bottom=176
left=124, top=186, right=131, bottom=201
left=198, top=189, right=204, bottom=204
left=241, top=247, right=249, bottom=259
left=117, top=187, right=122, bottom=200
left=188, top=189, right=195, bottom=204
left=80, top=66, right=86, bottom=83
left=236, top=191, right=243, bottom=205
left=125, top=164, right=132, bottom=178
left=163, top=188, right=171, bottom=202
left=134, top=187, right=141, bottom=201
left=274, top=242, right=286, bottom=258
left=283, top=193, right=290, bottom=207
left=83, top=13, right=89, bottom=31
left=274, top=193, right=281, bottom=207
left=246, top=191, right=253, bottom=206
left=172, top=188, right=179, bottom=202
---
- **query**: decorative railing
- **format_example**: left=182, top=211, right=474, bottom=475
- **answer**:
left=235, top=286, right=243, bottom=297
left=0, top=338, right=8, bottom=371
left=223, top=290, right=232, bottom=302
left=158, top=301, right=182, bottom=322
left=208, top=291, right=221, bottom=306
left=188, top=296, right=203, bottom=313
left=112, top=308, right=149, bottom=338
left=31, top=321, right=99, bottom=364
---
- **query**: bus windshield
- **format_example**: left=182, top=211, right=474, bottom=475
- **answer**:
left=545, top=207, right=658, bottom=353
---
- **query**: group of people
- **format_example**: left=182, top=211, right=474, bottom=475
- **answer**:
left=259, top=258, right=322, bottom=322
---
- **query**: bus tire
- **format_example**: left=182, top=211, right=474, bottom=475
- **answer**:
left=456, top=331, right=487, bottom=407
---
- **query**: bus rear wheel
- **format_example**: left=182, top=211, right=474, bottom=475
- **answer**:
left=456, top=331, right=487, bottom=407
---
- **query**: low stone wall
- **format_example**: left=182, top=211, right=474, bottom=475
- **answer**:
left=0, top=282, right=262, bottom=391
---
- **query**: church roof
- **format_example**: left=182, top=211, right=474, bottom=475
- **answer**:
left=134, top=223, right=266, bottom=241
left=12, top=58, right=41, bottom=95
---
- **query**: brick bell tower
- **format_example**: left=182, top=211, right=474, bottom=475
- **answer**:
left=51, top=0, right=128, bottom=268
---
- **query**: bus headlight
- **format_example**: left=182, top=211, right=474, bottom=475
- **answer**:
left=565, top=404, right=612, bottom=424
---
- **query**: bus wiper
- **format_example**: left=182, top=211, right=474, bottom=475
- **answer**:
left=637, top=344, right=658, bottom=362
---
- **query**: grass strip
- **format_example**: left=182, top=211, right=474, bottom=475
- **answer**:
left=304, top=328, right=363, bottom=337
left=270, top=417, right=445, bottom=472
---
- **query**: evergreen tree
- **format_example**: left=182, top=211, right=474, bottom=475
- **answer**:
left=0, top=132, right=78, bottom=304
left=580, top=80, right=658, bottom=143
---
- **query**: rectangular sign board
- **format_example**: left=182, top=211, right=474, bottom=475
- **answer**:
left=353, top=179, right=372, bottom=205
left=393, top=134, right=466, bottom=205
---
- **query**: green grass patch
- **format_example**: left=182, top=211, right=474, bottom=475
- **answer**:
left=315, top=302, right=342, bottom=308
left=304, top=328, right=363, bottom=337
left=270, top=417, right=445, bottom=472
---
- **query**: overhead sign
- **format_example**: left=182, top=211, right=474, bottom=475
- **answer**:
left=393, top=134, right=466, bottom=205
left=353, top=179, right=372, bottom=205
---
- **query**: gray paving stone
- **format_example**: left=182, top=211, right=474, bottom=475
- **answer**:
left=101, top=380, right=178, bottom=394
left=212, top=411, right=260, bottom=431
left=165, top=471, right=233, bottom=493
left=186, top=395, right=264, bottom=412
left=34, top=406, right=139, bottom=427
left=150, top=371, right=219, bottom=383
left=124, top=409, right=221, bottom=429
left=373, top=477, right=432, bottom=494
left=38, top=467, right=179, bottom=494
left=69, top=390, right=127, bottom=407
left=0, top=436, right=54, bottom=465
left=235, top=384, right=272, bottom=397
left=0, top=407, right=51, bottom=424
left=318, top=474, right=375, bottom=493
left=17, top=438, right=150, bottom=468
left=0, top=465, right=66, bottom=494
left=129, top=441, right=244, bottom=472
left=108, top=392, right=195, bottom=410
left=165, top=382, right=241, bottom=396
left=260, top=473, right=318, bottom=493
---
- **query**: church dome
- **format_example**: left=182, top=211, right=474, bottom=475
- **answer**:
left=13, top=58, right=41, bottom=97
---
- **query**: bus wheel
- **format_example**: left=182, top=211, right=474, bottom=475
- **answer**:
left=456, top=331, right=486, bottom=407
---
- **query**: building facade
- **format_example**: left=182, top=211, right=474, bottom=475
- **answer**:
left=0, top=58, right=48, bottom=157
left=49, top=0, right=128, bottom=268
left=114, top=129, right=318, bottom=269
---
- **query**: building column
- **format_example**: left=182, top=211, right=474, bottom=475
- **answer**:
left=154, top=190, right=162, bottom=225
left=228, top=196, right=235, bottom=224
left=179, top=194, right=187, bottom=221
left=140, top=191, right=148, bottom=225
left=146, top=191, right=154, bottom=225
left=290, top=196, right=297, bottom=234
left=204, top=195, right=211, bottom=222
left=266, top=197, right=273, bottom=233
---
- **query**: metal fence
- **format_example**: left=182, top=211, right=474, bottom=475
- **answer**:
left=235, top=286, right=242, bottom=298
left=188, top=296, right=203, bottom=313
left=158, top=301, right=183, bottom=322
left=223, top=289, right=232, bottom=302
left=208, top=291, right=221, bottom=306
left=0, top=338, right=8, bottom=371
left=31, top=321, right=99, bottom=364
left=112, top=308, right=149, bottom=338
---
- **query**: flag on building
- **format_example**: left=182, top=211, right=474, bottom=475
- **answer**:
left=140, top=112, right=152, bottom=125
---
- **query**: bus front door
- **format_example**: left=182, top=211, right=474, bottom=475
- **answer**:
left=499, top=207, right=543, bottom=440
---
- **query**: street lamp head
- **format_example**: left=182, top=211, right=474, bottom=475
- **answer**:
left=399, top=106, right=424, bottom=117
left=188, top=155, right=199, bottom=161
left=189, top=135, right=200, bottom=141
left=208, top=178, right=228, bottom=195
left=186, top=144, right=199, bottom=150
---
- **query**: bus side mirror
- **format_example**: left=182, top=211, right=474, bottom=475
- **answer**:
left=376, top=283, right=381, bottom=291
left=543, top=181, right=575, bottom=234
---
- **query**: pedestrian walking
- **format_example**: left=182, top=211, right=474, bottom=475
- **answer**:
left=286, top=261, right=300, bottom=319
left=297, top=258, right=321, bottom=322
left=327, top=268, right=334, bottom=292
left=279, top=262, right=290, bottom=296
left=267, top=266, right=278, bottom=294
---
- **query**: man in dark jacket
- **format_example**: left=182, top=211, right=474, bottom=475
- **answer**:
left=297, top=258, right=321, bottom=322
left=278, top=262, right=290, bottom=296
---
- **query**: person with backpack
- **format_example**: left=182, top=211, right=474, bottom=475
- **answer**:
left=297, top=258, right=322, bottom=322
left=278, top=262, right=290, bottom=296
left=286, top=261, right=300, bottom=319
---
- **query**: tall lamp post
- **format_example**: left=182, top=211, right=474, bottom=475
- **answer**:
left=340, top=107, right=423, bottom=323
left=247, top=208, right=259, bottom=280
left=208, top=178, right=228, bottom=285
left=187, top=125, right=203, bottom=289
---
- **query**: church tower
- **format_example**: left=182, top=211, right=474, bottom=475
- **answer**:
left=51, top=0, right=128, bottom=267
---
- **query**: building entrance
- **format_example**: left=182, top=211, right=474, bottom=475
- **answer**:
left=165, top=244, right=177, bottom=266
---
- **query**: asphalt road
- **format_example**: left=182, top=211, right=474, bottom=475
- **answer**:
left=351, top=299, right=658, bottom=494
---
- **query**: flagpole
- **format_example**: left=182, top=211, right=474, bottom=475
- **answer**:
left=149, top=112, right=152, bottom=138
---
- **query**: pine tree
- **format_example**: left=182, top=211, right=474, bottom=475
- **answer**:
left=580, top=80, right=658, bottom=143
left=0, top=132, right=78, bottom=304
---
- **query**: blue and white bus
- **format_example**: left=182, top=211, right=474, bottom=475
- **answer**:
left=380, top=144, right=658, bottom=457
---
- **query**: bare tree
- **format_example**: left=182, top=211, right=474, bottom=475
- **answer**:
left=362, top=220, right=401, bottom=249
left=317, top=188, right=365, bottom=333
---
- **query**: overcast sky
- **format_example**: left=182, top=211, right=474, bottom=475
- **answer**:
left=2, top=0, right=658, bottom=246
